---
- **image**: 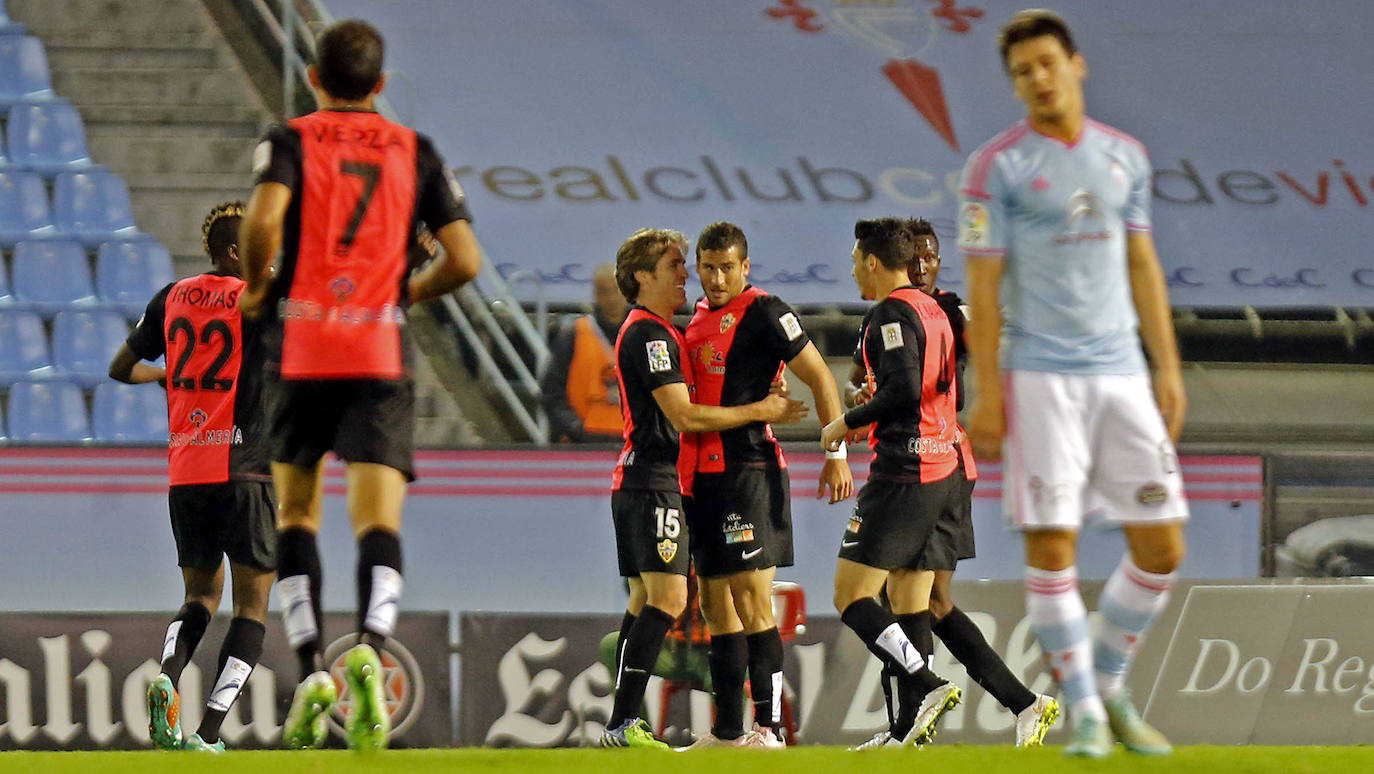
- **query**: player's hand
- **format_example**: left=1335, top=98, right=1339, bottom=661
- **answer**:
left=842, top=380, right=874, bottom=408
left=820, top=415, right=848, bottom=453
left=844, top=424, right=870, bottom=445
left=759, top=394, right=808, bottom=424
left=967, top=397, right=1005, bottom=462
left=1153, top=367, right=1187, bottom=442
left=238, top=284, right=269, bottom=319
left=816, top=458, right=854, bottom=504
left=769, top=375, right=790, bottom=398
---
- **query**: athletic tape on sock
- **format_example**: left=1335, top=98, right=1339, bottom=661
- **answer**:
left=364, top=565, right=404, bottom=637
left=278, top=574, right=318, bottom=648
left=207, top=656, right=253, bottom=713
left=160, top=621, right=182, bottom=665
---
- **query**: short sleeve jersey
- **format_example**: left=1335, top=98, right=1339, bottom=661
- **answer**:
left=126, top=273, right=270, bottom=486
left=612, top=307, right=692, bottom=494
left=684, top=286, right=808, bottom=476
left=956, top=118, right=1151, bottom=375
left=252, top=109, right=471, bottom=380
left=844, top=287, right=959, bottom=484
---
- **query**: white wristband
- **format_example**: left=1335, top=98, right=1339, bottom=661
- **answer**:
left=825, top=446, right=847, bottom=460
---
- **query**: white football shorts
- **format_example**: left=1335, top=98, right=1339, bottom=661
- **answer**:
left=1002, top=370, right=1190, bottom=530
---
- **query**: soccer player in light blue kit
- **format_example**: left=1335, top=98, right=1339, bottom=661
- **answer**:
left=959, top=10, right=1188, bottom=759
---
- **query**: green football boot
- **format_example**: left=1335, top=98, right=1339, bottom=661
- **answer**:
left=344, top=644, right=390, bottom=751
left=1103, top=692, right=1172, bottom=755
left=146, top=672, right=182, bottom=751
left=600, top=718, right=670, bottom=749
left=181, top=733, right=226, bottom=753
left=1063, top=716, right=1114, bottom=759
left=282, top=671, right=337, bottom=749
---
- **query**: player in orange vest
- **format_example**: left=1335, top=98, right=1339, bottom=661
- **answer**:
left=542, top=263, right=626, bottom=442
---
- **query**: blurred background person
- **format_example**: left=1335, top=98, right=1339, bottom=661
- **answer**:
left=542, top=263, right=629, bottom=443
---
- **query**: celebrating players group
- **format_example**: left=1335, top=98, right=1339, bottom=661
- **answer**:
left=113, top=9, right=1190, bottom=758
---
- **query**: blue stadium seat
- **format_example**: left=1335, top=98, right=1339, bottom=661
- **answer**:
left=53, top=170, right=143, bottom=246
left=92, top=382, right=167, bottom=443
left=0, top=36, right=54, bottom=107
left=6, top=379, right=90, bottom=442
left=11, top=239, right=97, bottom=317
left=96, top=240, right=175, bottom=319
left=7, top=101, right=94, bottom=176
left=51, top=309, right=127, bottom=387
left=0, top=308, right=53, bottom=381
left=0, top=1, right=27, bottom=36
left=0, top=169, right=57, bottom=245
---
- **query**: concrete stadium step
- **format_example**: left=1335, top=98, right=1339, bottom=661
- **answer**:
left=7, top=0, right=207, bottom=34
left=76, top=104, right=267, bottom=128
left=88, top=136, right=258, bottom=175
left=44, top=45, right=220, bottom=70
left=51, top=68, right=255, bottom=107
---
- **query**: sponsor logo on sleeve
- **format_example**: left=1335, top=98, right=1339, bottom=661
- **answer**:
left=779, top=312, right=804, bottom=341
left=958, top=202, right=989, bottom=248
left=252, top=141, right=271, bottom=176
left=646, top=340, right=672, bottom=373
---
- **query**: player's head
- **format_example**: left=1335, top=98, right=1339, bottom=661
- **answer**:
left=905, top=218, right=941, bottom=294
left=998, top=10, right=1085, bottom=125
left=615, top=228, right=689, bottom=312
left=591, top=261, right=628, bottom=326
left=851, top=218, right=913, bottom=299
left=309, top=19, right=386, bottom=103
left=202, top=201, right=245, bottom=276
left=695, top=221, right=750, bottom=308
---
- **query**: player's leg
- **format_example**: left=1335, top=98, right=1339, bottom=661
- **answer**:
left=889, top=569, right=959, bottom=744
left=692, top=573, right=749, bottom=745
left=149, top=563, right=222, bottom=750
left=189, top=561, right=273, bottom=751
left=1088, top=373, right=1189, bottom=755
left=730, top=566, right=785, bottom=744
left=274, top=459, right=335, bottom=749
left=341, top=461, right=407, bottom=752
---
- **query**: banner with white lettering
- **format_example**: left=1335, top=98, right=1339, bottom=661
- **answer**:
left=0, top=613, right=450, bottom=750
left=459, top=582, right=1374, bottom=746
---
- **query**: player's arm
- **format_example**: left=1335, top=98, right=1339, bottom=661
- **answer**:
left=237, top=181, right=291, bottom=316
left=787, top=342, right=854, bottom=502
left=822, top=315, right=922, bottom=451
left=652, top=382, right=806, bottom=434
left=107, top=344, right=166, bottom=385
left=965, top=257, right=1004, bottom=460
left=410, top=220, right=481, bottom=302
left=1126, top=231, right=1186, bottom=441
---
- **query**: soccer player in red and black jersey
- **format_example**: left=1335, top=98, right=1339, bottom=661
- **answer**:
left=601, top=228, right=807, bottom=749
left=109, top=202, right=273, bottom=753
left=236, top=19, right=482, bottom=751
left=844, top=219, right=1058, bottom=748
left=820, top=218, right=962, bottom=747
left=678, top=222, right=852, bottom=748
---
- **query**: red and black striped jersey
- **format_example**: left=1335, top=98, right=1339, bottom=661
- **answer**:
left=252, top=109, right=471, bottom=380
left=844, top=286, right=959, bottom=484
left=612, top=307, right=693, bottom=494
left=683, top=286, right=808, bottom=477
left=127, top=272, right=270, bottom=486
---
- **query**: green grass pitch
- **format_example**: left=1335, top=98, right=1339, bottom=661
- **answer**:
left=2, top=746, right=1371, bottom=774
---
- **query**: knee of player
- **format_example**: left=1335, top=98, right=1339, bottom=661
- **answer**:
left=1132, top=542, right=1186, bottom=575
left=927, top=593, right=953, bottom=621
left=647, top=588, right=688, bottom=619
left=832, top=588, right=860, bottom=615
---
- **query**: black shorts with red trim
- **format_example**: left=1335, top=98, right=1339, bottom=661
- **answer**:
left=612, top=487, right=690, bottom=578
left=269, top=376, right=415, bottom=481
left=837, top=473, right=962, bottom=572
left=168, top=480, right=277, bottom=571
left=952, top=467, right=976, bottom=561
left=687, top=466, right=793, bottom=578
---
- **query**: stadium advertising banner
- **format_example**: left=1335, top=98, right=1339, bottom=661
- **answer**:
left=322, top=0, right=1374, bottom=308
left=0, top=613, right=450, bottom=750
left=460, top=582, right=1374, bottom=747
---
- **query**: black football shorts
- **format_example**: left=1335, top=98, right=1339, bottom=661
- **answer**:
left=612, top=488, right=690, bottom=578
left=269, top=377, right=415, bottom=481
left=687, top=466, right=793, bottom=578
left=168, top=480, right=277, bottom=571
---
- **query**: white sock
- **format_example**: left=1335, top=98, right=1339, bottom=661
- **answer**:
left=1026, top=566, right=1105, bottom=724
left=1094, top=556, right=1176, bottom=699
left=207, top=656, right=252, bottom=713
left=875, top=622, right=925, bottom=674
left=277, top=574, right=317, bottom=648
left=364, top=565, right=404, bottom=638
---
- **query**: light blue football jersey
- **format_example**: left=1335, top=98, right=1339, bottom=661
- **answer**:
left=956, top=119, right=1152, bottom=375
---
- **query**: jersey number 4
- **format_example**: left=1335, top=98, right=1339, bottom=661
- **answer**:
left=168, top=317, right=234, bottom=391
left=338, top=160, right=381, bottom=253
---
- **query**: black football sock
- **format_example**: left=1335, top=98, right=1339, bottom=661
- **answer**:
left=746, top=628, right=784, bottom=730
left=277, top=527, right=325, bottom=681
left=357, top=528, right=404, bottom=651
left=159, top=601, right=211, bottom=685
left=608, top=605, right=675, bottom=728
left=615, top=611, right=636, bottom=675
left=935, top=607, right=1036, bottom=714
left=881, top=663, right=898, bottom=727
left=897, top=611, right=936, bottom=667
left=709, top=632, right=748, bottom=739
left=197, top=617, right=266, bottom=744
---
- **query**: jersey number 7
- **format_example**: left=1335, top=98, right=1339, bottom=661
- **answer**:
left=338, top=160, right=381, bottom=254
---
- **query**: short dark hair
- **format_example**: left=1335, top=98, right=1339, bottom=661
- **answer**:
left=854, top=218, right=913, bottom=271
left=201, top=201, right=245, bottom=264
left=997, top=9, right=1077, bottom=72
left=695, top=221, right=748, bottom=259
left=614, top=228, right=687, bottom=302
left=315, top=19, right=384, bottom=100
left=905, top=218, right=939, bottom=250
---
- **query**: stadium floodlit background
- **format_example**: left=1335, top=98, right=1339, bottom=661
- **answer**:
left=0, top=0, right=1371, bottom=762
